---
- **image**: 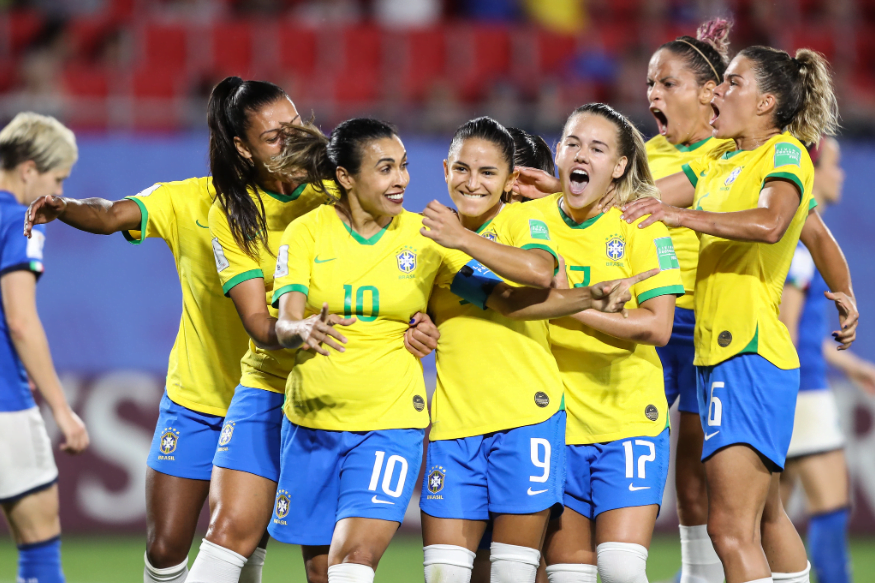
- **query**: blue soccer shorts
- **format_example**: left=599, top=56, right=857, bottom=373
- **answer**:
left=147, top=391, right=224, bottom=481
left=656, top=307, right=698, bottom=414
left=212, top=385, right=284, bottom=482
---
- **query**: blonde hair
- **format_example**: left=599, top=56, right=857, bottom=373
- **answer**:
left=740, top=46, right=839, bottom=145
left=564, top=103, right=660, bottom=204
left=0, top=112, right=78, bottom=173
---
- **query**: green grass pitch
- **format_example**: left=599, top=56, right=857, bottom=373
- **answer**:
left=2, top=534, right=874, bottom=582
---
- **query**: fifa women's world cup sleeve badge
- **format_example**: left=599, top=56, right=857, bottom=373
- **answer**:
left=158, top=427, right=180, bottom=459
left=273, top=489, right=291, bottom=525
left=426, top=466, right=446, bottom=499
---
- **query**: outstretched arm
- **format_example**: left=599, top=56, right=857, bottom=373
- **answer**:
left=228, top=279, right=283, bottom=351
left=621, top=179, right=801, bottom=244
left=25, top=195, right=141, bottom=237
left=800, top=210, right=857, bottom=350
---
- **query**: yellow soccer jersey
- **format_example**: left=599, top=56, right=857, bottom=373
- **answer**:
left=428, top=203, right=563, bottom=441
left=122, top=177, right=249, bottom=417
left=209, top=182, right=338, bottom=394
left=529, top=196, right=684, bottom=444
left=683, top=132, right=814, bottom=369
left=272, top=205, right=469, bottom=432
left=646, top=135, right=733, bottom=310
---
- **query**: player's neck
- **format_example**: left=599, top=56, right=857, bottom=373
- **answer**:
left=460, top=201, right=503, bottom=232
left=561, top=195, right=601, bottom=224
left=336, top=200, right=392, bottom=238
left=679, top=122, right=713, bottom=147
left=0, top=171, right=24, bottom=204
left=733, top=127, right=782, bottom=152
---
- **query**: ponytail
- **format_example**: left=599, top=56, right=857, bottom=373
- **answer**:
left=740, top=46, right=838, bottom=145
left=207, top=76, right=288, bottom=257
left=790, top=49, right=839, bottom=145
left=564, top=103, right=659, bottom=205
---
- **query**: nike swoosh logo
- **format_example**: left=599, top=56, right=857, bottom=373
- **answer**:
left=527, top=487, right=548, bottom=496
left=315, top=256, right=336, bottom=264
left=628, top=484, right=650, bottom=491
left=704, top=431, right=720, bottom=441
left=371, top=495, right=394, bottom=505
left=195, top=220, right=209, bottom=229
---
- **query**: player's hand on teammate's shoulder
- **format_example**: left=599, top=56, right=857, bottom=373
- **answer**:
left=55, top=406, right=89, bottom=455
left=590, top=268, right=661, bottom=317
left=24, top=195, right=67, bottom=238
left=621, top=198, right=681, bottom=228
left=404, top=312, right=440, bottom=359
left=298, top=303, right=356, bottom=356
left=511, top=167, right=559, bottom=200
left=826, top=290, right=858, bottom=350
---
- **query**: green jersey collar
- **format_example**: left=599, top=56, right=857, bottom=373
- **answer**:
left=558, top=198, right=604, bottom=229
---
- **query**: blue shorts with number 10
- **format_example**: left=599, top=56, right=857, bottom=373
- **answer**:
left=267, top=418, right=424, bottom=546
left=564, top=427, right=670, bottom=520
left=420, top=411, right=566, bottom=520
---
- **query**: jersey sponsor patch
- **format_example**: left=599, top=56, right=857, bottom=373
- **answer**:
left=654, top=237, right=680, bottom=270
left=413, top=394, right=426, bottom=411
left=774, top=143, right=802, bottom=168
left=135, top=183, right=161, bottom=197
left=529, top=219, right=551, bottom=241
left=534, top=392, right=550, bottom=407
left=26, top=229, right=45, bottom=260
left=211, top=237, right=230, bottom=272
left=274, top=244, right=289, bottom=278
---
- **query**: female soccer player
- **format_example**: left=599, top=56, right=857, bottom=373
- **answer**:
left=520, top=103, right=683, bottom=583
left=621, top=47, right=853, bottom=583
left=419, top=117, right=565, bottom=583
left=779, top=137, right=874, bottom=583
left=1, top=112, right=87, bottom=583
left=645, top=19, right=733, bottom=583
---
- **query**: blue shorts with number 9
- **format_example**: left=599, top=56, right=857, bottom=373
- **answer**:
left=267, top=418, right=424, bottom=546
left=697, top=353, right=799, bottom=471
left=420, top=411, right=565, bottom=520
left=564, top=427, right=669, bottom=520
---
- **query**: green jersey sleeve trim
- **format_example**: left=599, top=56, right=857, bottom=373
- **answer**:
left=763, top=172, right=804, bottom=198
left=521, top=243, right=561, bottom=274
left=637, top=284, right=685, bottom=305
left=271, top=283, right=309, bottom=307
left=222, top=268, right=264, bottom=296
left=122, top=196, right=148, bottom=245
left=808, top=198, right=818, bottom=211
left=681, top=164, right=698, bottom=188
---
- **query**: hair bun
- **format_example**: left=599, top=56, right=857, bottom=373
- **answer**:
left=696, top=18, right=733, bottom=63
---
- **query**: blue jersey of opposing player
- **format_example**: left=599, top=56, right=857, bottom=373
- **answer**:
left=0, top=190, right=46, bottom=412
left=786, top=243, right=830, bottom=392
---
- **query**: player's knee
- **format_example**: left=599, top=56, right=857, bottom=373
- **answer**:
left=305, top=562, right=329, bottom=583
left=706, top=518, right=756, bottom=560
left=423, top=544, right=476, bottom=582
left=596, top=542, right=648, bottom=583
left=335, top=547, right=380, bottom=570
left=490, top=542, right=540, bottom=583
left=204, top=514, right=260, bottom=559
left=146, top=536, right=190, bottom=569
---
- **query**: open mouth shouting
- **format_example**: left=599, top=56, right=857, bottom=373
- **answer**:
left=568, top=168, right=590, bottom=195
left=651, top=107, right=669, bottom=136
left=710, top=103, right=720, bottom=126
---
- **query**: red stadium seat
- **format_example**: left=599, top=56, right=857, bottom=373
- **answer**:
left=787, top=25, right=837, bottom=60
left=140, top=23, right=188, bottom=73
left=4, top=10, right=44, bottom=55
left=62, top=62, right=110, bottom=97
left=396, top=26, right=447, bottom=101
left=340, top=25, right=383, bottom=76
left=68, top=16, right=117, bottom=60
left=211, top=21, right=254, bottom=76
left=277, top=23, right=318, bottom=79
left=446, top=24, right=513, bottom=100
left=536, top=29, right=577, bottom=75
left=130, top=64, right=182, bottom=99
left=333, top=68, right=380, bottom=104
left=0, top=59, right=17, bottom=93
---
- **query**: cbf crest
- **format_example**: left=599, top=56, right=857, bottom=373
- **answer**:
left=218, top=422, right=235, bottom=447
left=427, top=466, right=446, bottom=495
left=159, top=427, right=180, bottom=455
left=275, top=489, right=291, bottom=519
left=724, top=167, right=743, bottom=186
left=397, top=245, right=417, bottom=274
left=606, top=234, right=625, bottom=262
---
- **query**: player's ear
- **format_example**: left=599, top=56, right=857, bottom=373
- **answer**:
left=699, top=80, right=717, bottom=105
left=756, top=92, right=777, bottom=118
left=17, top=160, right=37, bottom=184
left=336, top=166, right=354, bottom=191
left=443, top=159, right=449, bottom=183
left=612, top=156, right=628, bottom=180
left=234, top=136, right=253, bottom=161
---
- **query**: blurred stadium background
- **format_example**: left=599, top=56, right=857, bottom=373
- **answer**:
left=1, top=0, right=875, bottom=581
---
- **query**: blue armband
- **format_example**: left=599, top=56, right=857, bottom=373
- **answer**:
left=450, top=260, right=503, bottom=310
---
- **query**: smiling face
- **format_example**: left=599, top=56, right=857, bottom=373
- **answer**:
left=444, top=137, right=515, bottom=220
left=647, top=48, right=715, bottom=145
left=339, top=135, right=409, bottom=219
left=556, top=113, right=628, bottom=211
left=235, top=97, right=300, bottom=174
left=709, top=55, right=767, bottom=140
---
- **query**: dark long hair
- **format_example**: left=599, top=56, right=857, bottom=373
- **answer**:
left=207, top=76, right=288, bottom=257
left=660, top=18, right=732, bottom=86
left=507, top=127, right=555, bottom=175
left=271, top=118, right=398, bottom=200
